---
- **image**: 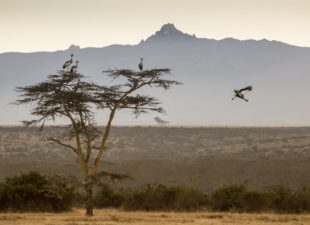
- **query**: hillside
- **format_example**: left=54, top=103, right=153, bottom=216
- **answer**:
left=0, top=126, right=309, bottom=191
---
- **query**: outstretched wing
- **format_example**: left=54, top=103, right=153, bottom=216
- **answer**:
left=239, top=85, right=253, bottom=93
left=154, top=116, right=169, bottom=125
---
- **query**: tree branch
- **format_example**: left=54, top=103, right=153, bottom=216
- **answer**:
left=47, top=136, right=78, bottom=154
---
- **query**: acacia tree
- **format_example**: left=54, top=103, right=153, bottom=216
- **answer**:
left=15, top=60, right=180, bottom=216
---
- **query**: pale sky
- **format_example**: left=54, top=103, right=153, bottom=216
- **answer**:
left=0, top=0, right=310, bottom=53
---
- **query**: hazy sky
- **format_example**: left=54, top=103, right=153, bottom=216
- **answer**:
left=1, top=0, right=309, bottom=53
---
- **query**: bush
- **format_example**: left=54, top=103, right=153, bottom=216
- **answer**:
left=265, top=185, right=310, bottom=213
left=122, top=184, right=209, bottom=211
left=239, top=190, right=270, bottom=212
left=0, top=183, right=7, bottom=211
left=293, top=187, right=310, bottom=213
left=211, top=184, right=310, bottom=213
left=265, top=185, right=293, bottom=213
left=95, top=185, right=125, bottom=208
left=211, top=185, right=246, bottom=211
left=0, top=171, right=75, bottom=212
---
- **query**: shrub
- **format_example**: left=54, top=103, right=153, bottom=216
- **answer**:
left=0, top=171, right=75, bottom=212
left=293, top=187, right=310, bottom=213
left=264, top=185, right=291, bottom=212
left=122, top=184, right=209, bottom=211
left=211, top=185, right=246, bottom=211
left=265, top=185, right=310, bottom=213
left=239, top=190, right=270, bottom=212
left=95, top=185, right=125, bottom=208
left=0, top=183, right=7, bottom=211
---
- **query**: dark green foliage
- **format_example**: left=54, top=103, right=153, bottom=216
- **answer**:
left=265, top=185, right=310, bottom=213
left=0, top=171, right=310, bottom=213
left=122, top=184, right=209, bottom=211
left=293, top=187, right=310, bottom=213
left=94, top=185, right=125, bottom=208
left=210, top=184, right=310, bottom=213
left=0, top=183, right=6, bottom=211
left=77, top=183, right=310, bottom=213
left=211, top=185, right=247, bottom=211
left=239, top=190, right=269, bottom=212
left=265, top=185, right=293, bottom=213
left=0, top=171, right=75, bottom=212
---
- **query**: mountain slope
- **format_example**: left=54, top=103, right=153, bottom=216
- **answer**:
left=1, top=24, right=310, bottom=126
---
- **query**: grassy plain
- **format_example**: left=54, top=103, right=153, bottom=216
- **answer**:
left=0, top=209, right=309, bottom=225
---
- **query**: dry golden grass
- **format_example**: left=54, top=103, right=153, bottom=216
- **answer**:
left=0, top=209, right=309, bottom=225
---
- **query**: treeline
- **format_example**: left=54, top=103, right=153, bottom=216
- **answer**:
left=96, top=184, right=310, bottom=213
left=0, top=172, right=310, bottom=213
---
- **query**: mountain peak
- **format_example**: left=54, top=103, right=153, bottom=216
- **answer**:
left=159, top=23, right=179, bottom=34
left=142, top=23, right=197, bottom=45
left=68, top=44, right=80, bottom=51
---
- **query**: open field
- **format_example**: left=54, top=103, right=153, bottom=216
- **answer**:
left=0, top=209, right=309, bottom=225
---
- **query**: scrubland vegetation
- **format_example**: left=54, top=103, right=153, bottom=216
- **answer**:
left=0, top=127, right=309, bottom=222
left=0, top=172, right=310, bottom=214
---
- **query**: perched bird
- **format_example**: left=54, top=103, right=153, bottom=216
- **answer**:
left=63, top=54, right=74, bottom=70
left=69, top=60, right=79, bottom=74
left=232, top=85, right=253, bottom=102
left=138, top=58, right=143, bottom=71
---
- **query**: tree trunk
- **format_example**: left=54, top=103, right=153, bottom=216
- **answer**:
left=85, top=181, right=94, bottom=216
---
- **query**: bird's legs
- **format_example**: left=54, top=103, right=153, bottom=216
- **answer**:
left=232, top=94, right=240, bottom=101
left=232, top=95, right=248, bottom=102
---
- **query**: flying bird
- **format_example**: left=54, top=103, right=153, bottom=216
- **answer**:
left=63, top=54, right=74, bottom=70
left=69, top=60, right=79, bottom=74
left=154, top=116, right=169, bottom=125
left=232, top=85, right=253, bottom=102
left=138, top=58, right=143, bottom=71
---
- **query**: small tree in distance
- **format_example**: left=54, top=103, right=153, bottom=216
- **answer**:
left=15, top=58, right=181, bottom=216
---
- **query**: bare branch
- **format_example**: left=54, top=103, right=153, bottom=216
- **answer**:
left=47, top=136, right=78, bottom=154
left=96, top=170, right=133, bottom=183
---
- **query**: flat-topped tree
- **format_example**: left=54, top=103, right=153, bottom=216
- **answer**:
left=15, top=58, right=181, bottom=216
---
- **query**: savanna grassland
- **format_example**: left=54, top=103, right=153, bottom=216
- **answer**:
left=0, top=127, right=310, bottom=224
left=0, top=209, right=310, bottom=225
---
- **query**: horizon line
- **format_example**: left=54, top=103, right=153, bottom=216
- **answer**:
left=1, top=124, right=310, bottom=129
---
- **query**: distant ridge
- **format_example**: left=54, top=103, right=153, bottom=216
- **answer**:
left=0, top=23, right=310, bottom=126
left=0, top=23, right=304, bottom=54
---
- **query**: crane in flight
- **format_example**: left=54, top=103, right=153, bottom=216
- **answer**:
left=232, top=86, right=253, bottom=102
left=154, top=116, right=169, bottom=125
